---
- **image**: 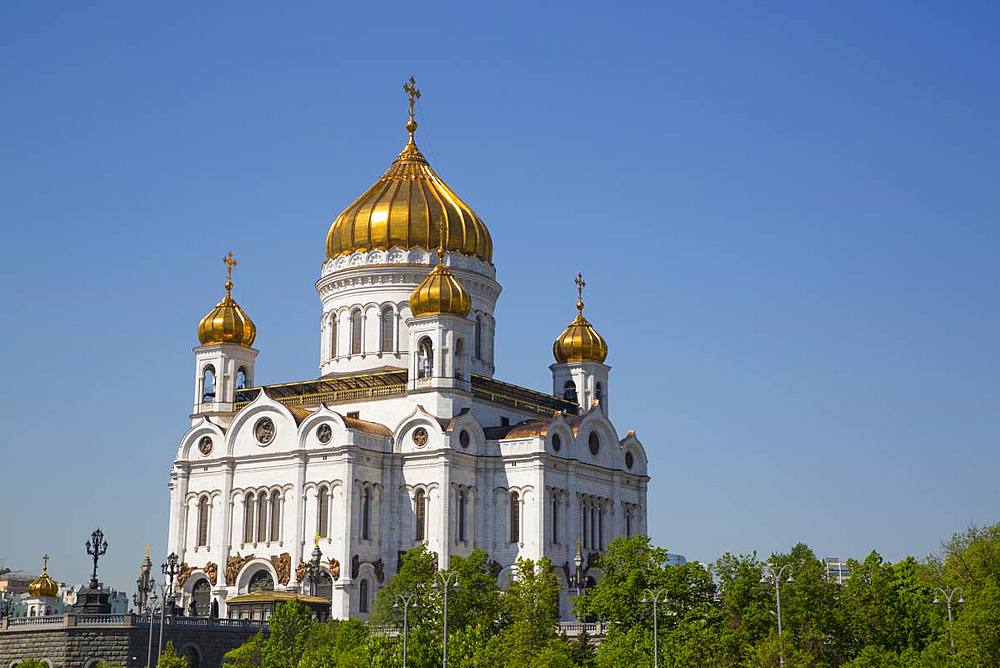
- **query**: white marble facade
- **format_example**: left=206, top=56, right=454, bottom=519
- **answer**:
left=168, top=168, right=649, bottom=625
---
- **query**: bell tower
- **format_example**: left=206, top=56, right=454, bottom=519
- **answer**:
left=406, top=224, right=475, bottom=400
left=193, top=252, right=258, bottom=416
left=550, top=273, right=610, bottom=414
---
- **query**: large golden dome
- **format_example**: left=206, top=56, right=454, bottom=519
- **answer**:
left=197, top=252, right=257, bottom=347
left=28, top=556, right=58, bottom=598
left=325, top=79, right=493, bottom=264
left=410, top=248, right=472, bottom=318
left=553, top=274, right=608, bottom=363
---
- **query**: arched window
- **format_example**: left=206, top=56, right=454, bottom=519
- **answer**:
left=197, top=496, right=210, bottom=547
left=316, top=570, right=333, bottom=601
left=598, top=504, right=604, bottom=550
left=359, top=579, right=370, bottom=614
left=562, top=380, right=577, bottom=403
left=417, top=338, right=433, bottom=379
left=256, top=491, right=268, bottom=543
left=202, top=366, right=216, bottom=402
left=350, top=309, right=362, bottom=355
left=192, top=578, right=211, bottom=617
left=595, top=381, right=603, bottom=404
left=458, top=489, right=467, bottom=542
left=552, top=494, right=559, bottom=545
left=474, top=315, right=483, bottom=360
left=329, top=315, right=338, bottom=359
left=317, top=485, right=329, bottom=539
left=243, top=493, right=255, bottom=544
left=625, top=509, right=632, bottom=537
left=362, top=487, right=371, bottom=540
left=380, top=306, right=394, bottom=353
left=454, top=339, right=465, bottom=379
left=235, top=367, right=248, bottom=390
left=248, top=569, right=274, bottom=592
left=269, top=490, right=281, bottom=542
left=509, top=492, right=520, bottom=544
left=414, top=489, right=426, bottom=541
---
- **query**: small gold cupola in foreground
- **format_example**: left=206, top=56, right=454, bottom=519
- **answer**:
left=27, top=554, right=59, bottom=599
left=553, top=273, right=608, bottom=363
left=410, top=224, right=472, bottom=318
left=197, top=251, right=257, bottom=347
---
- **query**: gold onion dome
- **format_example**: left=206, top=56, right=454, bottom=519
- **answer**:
left=197, top=252, right=257, bottom=347
left=325, top=77, right=493, bottom=264
left=410, top=241, right=472, bottom=318
left=28, top=555, right=58, bottom=598
left=553, top=273, right=608, bottom=363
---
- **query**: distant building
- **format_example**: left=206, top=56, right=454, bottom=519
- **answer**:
left=667, top=553, right=687, bottom=566
left=824, top=557, right=851, bottom=584
left=0, top=572, right=34, bottom=596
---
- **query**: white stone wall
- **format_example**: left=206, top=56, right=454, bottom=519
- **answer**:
left=315, top=249, right=500, bottom=377
left=168, top=392, right=649, bottom=621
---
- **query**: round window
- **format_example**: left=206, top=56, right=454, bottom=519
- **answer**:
left=588, top=432, right=600, bottom=456
left=317, top=424, right=332, bottom=444
left=552, top=433, right=562, bottom=452
left=198, top=436, right=213, bottom=456
left=254, top=417, right=276, bottom=445
left=459, top=430, right=470, bottom=449
left=625, top=451, right=634, bottom=469
left=413, top=427, right=429, bottom=447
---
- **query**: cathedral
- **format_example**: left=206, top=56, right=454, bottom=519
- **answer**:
left=166, top=80, right=649, bottom=621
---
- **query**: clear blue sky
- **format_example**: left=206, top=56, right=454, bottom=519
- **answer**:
left=1, top=2, right=998, bottom=591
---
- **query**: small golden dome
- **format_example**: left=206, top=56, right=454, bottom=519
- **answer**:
left=553, top=273, right=608, bottom=363
left=197, top=251, right=257, bottom=347
left=410, top=247, right=472, bottom=318
left=28, top=555, right=58, bottom=598
left=325, top=78, right=493, bottom=264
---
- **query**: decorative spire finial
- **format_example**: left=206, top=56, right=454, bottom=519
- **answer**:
left=42, top=554, right=49, bottom=573
left=403, top=75, right=421, bottom=142
left=223, top=251, right=238, bottom=295
left=144, top=545, right=151, bottom=559
left=575, top=272, right=586, bottom=312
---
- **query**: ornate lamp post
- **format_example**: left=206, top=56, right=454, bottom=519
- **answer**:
left=640, top=588, right=669, bottom=668
left=933, top=587, right=963, bottom=654
left=159, top=553, right=181, bottom=659
left=432, top=571, right=460, bottom=668
left=145, top=581, right=158, bottom=668
left=86, top=528, right=109, bottom=589
left=394, top=591, right=419, bottom=668
left=305, top=540, right=323, bottom=597
left=761, top=563, right=794, bottom=668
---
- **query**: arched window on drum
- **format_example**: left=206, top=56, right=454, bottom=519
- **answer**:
left=380, top=306, right=394, bottom=353
left=350, top=309, right=363, bottom=355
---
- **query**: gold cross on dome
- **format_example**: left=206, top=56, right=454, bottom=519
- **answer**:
left=437, top=218, right=447, bottom=261
left=223, top=251, right=238, bottom=294
left=404, top=75, right=421, bottom=119
left=575, top=273, right=586, bottom=301
left=42, top=554, right=49, bottom=572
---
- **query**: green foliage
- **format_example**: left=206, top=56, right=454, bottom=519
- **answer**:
left=156, top=641, right=190, bottom=668
left=15, top=661, right=50, bottom=668
left=221, top=521, right=1000, bottom=668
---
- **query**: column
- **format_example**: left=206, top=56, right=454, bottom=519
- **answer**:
left=437, top=453, right=451, bottom=569
left=332, top=454, right=355, bottom=619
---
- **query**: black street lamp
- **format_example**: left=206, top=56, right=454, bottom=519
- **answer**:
left=161, top=553, right=181, bottom=615
left=305, top=540, right=323, bottom=597
left=86, top=528, right=109, bottom=590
